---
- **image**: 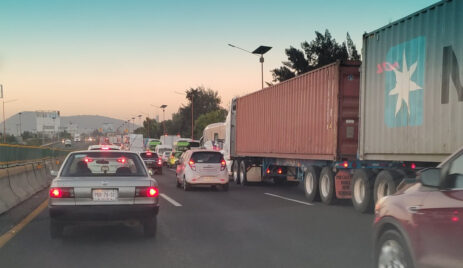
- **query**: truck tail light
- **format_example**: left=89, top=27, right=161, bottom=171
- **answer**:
left=220, top=159, right=226, bottom=171
left=277, top=168, right=283, bottom=174
left=50, top=187, right=74, bottom=198
left=266, top=168, right=270, bottom=174
left=135, top=186, right=159, bottom=197
left=189, top=159, right=196, bottom=171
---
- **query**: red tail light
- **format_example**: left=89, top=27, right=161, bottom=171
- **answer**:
left=117, top=157, right=127, bottom=163
left=266, top=168, right=270, bottom=174
left=277, top=168, right=283, bottom=174
left=220, top=159, right=226, bottom=171
left=411, top=163, right=416, bottom=169
left=49, top=187, right=74, bottom=198
left=102, top=146, right=109, bottom=150
left=157, top=158, right=162, bottom=166
left=146, top=152, right=152, bottom=156
left=343, top=161, right=349, bottom=168
left=189, top=159, right=196, bottom=171
left=135, top=186, right=159, bottom=197
left=84, top=157, right=93, bottom=163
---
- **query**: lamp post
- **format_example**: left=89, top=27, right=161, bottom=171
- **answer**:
left=0, top=85, right=19, bottom=143
left=18, top=112, right=22, bottom=137
left=228, top=44, right=272, bottom=89
left=151, top=104, right=168, bottom=135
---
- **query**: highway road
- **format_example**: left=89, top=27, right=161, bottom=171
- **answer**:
left=0, top=167, right=374, bottom=268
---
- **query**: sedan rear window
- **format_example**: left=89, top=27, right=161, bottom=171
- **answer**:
left=61, top=152, right=147, bottom=177
left=140, top=152, right=159, bottom=159
left=191, top=152, right=222, bottom=163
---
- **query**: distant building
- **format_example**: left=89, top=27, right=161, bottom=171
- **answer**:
left=0, top=110, right=60, bottom=137
left=35, top=110, right=60, bottom=137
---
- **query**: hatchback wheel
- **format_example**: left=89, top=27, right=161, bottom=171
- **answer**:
left=376, top=229, right=413, bottom=268
left=183, top=177, right=190, bottom=191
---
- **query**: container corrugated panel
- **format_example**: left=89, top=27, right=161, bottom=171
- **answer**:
left=235, top=61, right=360, bottom=161
left=359, top=0, right=463, bottom=162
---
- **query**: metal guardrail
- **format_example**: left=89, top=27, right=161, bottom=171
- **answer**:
left=0, top=143, right=71, bottom=169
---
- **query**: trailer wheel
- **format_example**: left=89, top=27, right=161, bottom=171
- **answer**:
left=232, top=160, right=240, bottom=184
left=319, top=167, right=337, bottom=205
left=352, top=169, right=375, bottom=213
left=304, top=166, right=321, bottom=202
left=374, top=170, right=403, bottom=204
left=239, top=161, right=247, bottom=186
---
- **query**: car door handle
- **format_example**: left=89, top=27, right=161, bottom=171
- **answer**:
left=407, top=206, right=423, bottom=214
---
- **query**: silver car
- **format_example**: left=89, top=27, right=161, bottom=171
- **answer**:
left=48, top=150, right=160, bottom=238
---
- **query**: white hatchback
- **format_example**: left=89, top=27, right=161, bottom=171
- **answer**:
left=176, top=150, right=229, bottom=191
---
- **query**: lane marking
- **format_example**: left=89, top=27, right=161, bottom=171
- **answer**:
left=0, top=199, right=49, bottom=248
left=264, top=193, right=314, bottom=206
left=160, top=193, right=182, bottom=207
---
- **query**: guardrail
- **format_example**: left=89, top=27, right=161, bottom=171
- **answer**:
left=0, top=143, right=71, bottom=169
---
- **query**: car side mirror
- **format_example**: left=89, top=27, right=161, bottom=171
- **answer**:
left=50, top=170, right=58, bottom=176
left=419, top=168, right=441, bottom=187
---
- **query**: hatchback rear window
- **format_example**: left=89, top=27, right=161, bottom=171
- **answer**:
left=191, top=152, right=222, bottom=163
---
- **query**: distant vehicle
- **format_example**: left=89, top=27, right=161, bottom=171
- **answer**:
left=174, top=139, right=201, bottom=152
left=160, top=135, right=181, bottom=148
left=139, top=151, right=163, bottom=175
left=168, top=151, right=183, bottom=168
left=374, top=146, right=463, bottom=268
left=128, top=134, right=144, bottom=152
left=161, top=151, right=171, bottom=165
left=88, top=145, right=120, bottom=150
left=176, top=150, right=229, bottom=191
left=155, top=145, right=172, bottom=158
left=73, top=133, right=81, bottom=142
left=200, top=122, right=225, bottom=151
left=146, top=139, right=162, bottom=151
left=48, top=151, right=160, bottom=238
left=64, top=139, right=72, bottom=147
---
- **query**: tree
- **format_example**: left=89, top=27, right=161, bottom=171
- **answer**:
left=193, top=109, right=227, bottom=139
left=272, top=30, right=361, bottom=82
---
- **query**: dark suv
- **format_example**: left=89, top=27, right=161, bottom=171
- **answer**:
left=373, top=146, right=463, bottom=268
left=140, top=152, right=163, bottom=175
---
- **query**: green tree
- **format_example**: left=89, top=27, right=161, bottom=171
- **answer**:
left=193, top=109, right=227, bottom=139
left=272, top=30, right=361, bottom=82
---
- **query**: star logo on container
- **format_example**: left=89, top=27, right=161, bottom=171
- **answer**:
left=384, top=36, right=425, bottom=128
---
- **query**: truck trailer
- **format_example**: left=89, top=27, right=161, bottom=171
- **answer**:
left=226, top=0, right=463, bottom=213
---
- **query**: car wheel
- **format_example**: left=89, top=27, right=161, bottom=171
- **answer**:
left=143, top=217, right=157, bottom=238
left=232, top=160, right=240, bottom=184
left=50, top=219, right=64, bottom=239
left=183, top=177, right=190, bottom=191
left=375, top=229, right=413, bottom=268
left=319, top=167, right=337, bottom=205
left=176, top=179, right=181, bottom=188
left=303, top=166, right=321, bottom=202
left=351, top=169, right=375, bottom=213
left=222, top=183, right=229, bottom=191
left=374, top=170, right=403, bottom=204
left=239, top=161, right=247, bottom=186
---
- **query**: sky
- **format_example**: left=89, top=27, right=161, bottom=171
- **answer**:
left=0, top=0, right=437, bottom=121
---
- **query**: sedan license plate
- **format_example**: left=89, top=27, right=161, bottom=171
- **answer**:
left=92, top=189, right=118, bottom=201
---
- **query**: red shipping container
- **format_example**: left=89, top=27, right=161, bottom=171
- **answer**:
left=235, top=61, right=360, bottom=161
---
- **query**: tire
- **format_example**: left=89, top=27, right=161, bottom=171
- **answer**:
left=375, top=229, right=413, bottom=268
left=319, top=167, right=337, bottom=205
left=176, top=179, right=181, bottom=188
left=183, top=177, right=190, bottom=191
left=351, top=169, right=375, bottom=213
left=222, top=183, right=229, bottom=191
left=374, top=170, right=403, bottom=204
left=232, top=160, right=240, bottom=184
left=50, top=219, right=64, bottom=239
left=239, top=161, right=247, bottom=186
left=303, top=166, right=321, bottom=202
left=143, top=217, right=157, bottom=238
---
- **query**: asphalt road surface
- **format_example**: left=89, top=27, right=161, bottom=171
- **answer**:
left=0, top=168, right=374, bottom=268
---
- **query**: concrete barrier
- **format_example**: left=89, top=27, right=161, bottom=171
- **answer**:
left=0, top=169, right=21, bottom=214
left=8, top=166, right=34, bottom=202
left=25, top=164, right=41, bottom=193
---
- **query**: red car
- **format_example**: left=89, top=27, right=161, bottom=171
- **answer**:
left=374, top=146, right=463, bottom=268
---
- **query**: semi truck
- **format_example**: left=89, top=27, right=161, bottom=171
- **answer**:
left=225, top=0, right=463, bottom=213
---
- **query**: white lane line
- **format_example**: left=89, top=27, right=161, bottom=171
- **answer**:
left=264, top=193, right=313, bottom=206
left=160, top=193, right=183, bottom=207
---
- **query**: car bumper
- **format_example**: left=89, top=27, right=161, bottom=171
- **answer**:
left=186, top=176, right=229, bottom=185
left=49, top=204, right=159, bottom=221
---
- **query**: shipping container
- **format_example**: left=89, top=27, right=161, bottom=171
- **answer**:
left=359, top=0, right=463, bottom=162
left=233, top=61, right=360, bottom=161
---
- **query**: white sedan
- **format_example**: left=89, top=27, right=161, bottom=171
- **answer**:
left=176, top=149, right=229, bottom=191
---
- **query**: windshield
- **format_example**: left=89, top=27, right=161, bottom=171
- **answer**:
left=61, top=152, right=147, bottom=177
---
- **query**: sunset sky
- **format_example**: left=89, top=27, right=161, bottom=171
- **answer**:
left=0, top=0, right=437, bottom=121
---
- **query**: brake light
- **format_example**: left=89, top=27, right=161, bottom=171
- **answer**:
left=135, top=186, right=159, bottom=197
left=189, top=159, right=196, bottom=171
left=102, top=146, right=109, bottom=150
left=84, top=157, right=93, bottom=163
left=146, top=152, right=152, bottom=156
left=220, top=159, right=226, bottom=171
left=266, top=168, right=270, bottom=174
left=117, top=157, right=127, bottom=163
left=157, top=158, right=162, bottom=166
left=277, top=168, right=283, bottom=174
left=49, top=187, right=74, bottom=198
left=411, top=163, right=416, bottom=169
left=343, top=161, right=349, bottom=168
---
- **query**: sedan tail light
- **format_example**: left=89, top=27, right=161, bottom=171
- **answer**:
left=189, top=159, right=196, bottom=171
left=157, top=158, right=162, bottom=166
left=220, top=159, right=226, bottom=171
left=135, top=186, right=159, bottom=197
left=50, top=187, right=74, bottom=198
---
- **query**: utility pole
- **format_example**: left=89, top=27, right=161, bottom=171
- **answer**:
left=191, top=94, right=194, bottom=139
left=1, top=84, right=5, bottom=143
left=18, top=112, right=22, bottom=137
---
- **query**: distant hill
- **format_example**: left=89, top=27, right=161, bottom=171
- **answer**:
left=0, top=113, right=140, bottom=135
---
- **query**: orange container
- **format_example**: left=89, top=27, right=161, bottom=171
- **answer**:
left=234, top=61, right=360, bottom=161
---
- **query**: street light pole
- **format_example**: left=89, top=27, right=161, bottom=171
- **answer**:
left=18, top=112, right=22, bottom=137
